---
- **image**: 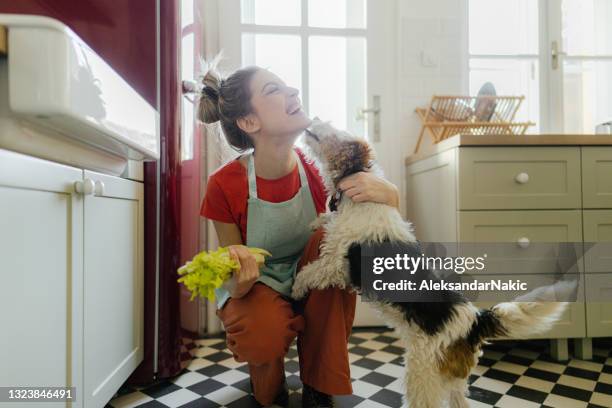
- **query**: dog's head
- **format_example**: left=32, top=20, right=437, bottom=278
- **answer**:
left=303, top=118, right=380, bottom=195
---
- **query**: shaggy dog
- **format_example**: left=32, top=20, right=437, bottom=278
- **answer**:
left=292, top=118, right=569, bottom=408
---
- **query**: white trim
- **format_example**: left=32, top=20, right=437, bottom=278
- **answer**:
left=538, top=0, right=551, bottom=132
left=460, top=0, right=470, bottom=94
left=300, top=0, right=309, bottom=113
left=469, top=54, right=538, bottom=60
left=239, top=24, right=367, bottom=37
left=563, top=55, right=612, bottom=61
left=547, top=0, right=564, bottom=133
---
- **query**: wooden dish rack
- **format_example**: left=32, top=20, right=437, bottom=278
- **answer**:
left=414, top=95, right=535, bottom=153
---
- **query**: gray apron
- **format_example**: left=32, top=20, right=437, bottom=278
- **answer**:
left=215, top=150, right=318, bottom=309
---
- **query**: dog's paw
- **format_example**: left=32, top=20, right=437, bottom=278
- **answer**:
left=291, top=284, right=308, bottom=300
left=291, top=274, right=308, bottom=300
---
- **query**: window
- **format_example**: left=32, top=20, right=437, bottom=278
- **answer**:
left=469, top=0, right=612, bottom=134
left=181, top=0, right=197, bottom=161
left=468, top=0, right=540, bottom=132
left=237, top=0, right=368, bottom=137
left=561, top=0, right=612, bottom=133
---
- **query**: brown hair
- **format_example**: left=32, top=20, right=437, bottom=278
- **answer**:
left=197, top=65, right=260, bottom=152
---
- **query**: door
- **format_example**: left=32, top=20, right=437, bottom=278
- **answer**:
left=215, top=0, right=398, bottom=326
left=82, top=170, right=144, bottom=408
left=0, top=149, right=83, bottom=407
left=546, top=0, right=612, bottom=133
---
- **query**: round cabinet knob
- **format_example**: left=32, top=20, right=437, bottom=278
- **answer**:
left=517, top=237, right=530, bottom=249
left=515, top=172, right=529, bottom=184
left=74, top=178, right=95, bottom=195
left=94, top=180, right=105, bottom=196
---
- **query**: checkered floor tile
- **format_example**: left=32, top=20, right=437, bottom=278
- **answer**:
left=107, top=330, right=612, bottom=408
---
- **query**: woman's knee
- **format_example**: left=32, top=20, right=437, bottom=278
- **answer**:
left=219, top=285, right=302, bottom=364
left=237, top=310, right=300, bottom=364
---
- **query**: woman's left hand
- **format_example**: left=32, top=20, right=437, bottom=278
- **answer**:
left=337, top=172, right=400, bottom=209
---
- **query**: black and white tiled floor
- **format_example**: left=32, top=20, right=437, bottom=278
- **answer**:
left=108, top=329, right=612, bottom=408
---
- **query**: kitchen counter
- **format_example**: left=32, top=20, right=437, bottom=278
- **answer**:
left=406, top=134, right=612, bottom=165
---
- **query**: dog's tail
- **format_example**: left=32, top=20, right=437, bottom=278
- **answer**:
left=469, top=280, right=576, bottom=342
left=470, top=302, right=567, bottom=342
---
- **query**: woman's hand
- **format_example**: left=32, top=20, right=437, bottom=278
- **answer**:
left=337, top=172, right=400, bottom=209
left=227, top=245, right=261, bottom=298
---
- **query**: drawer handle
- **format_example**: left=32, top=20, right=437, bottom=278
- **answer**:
left=515, top=172, right=530, bottom=184
left=74, top=178, right=95, bottom=195
left=517, top=237, right=530, bottom=248
left=94, top=180, right=105, bottom=197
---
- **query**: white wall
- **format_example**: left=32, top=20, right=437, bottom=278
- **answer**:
left=396, top=0, right=468, bottom=157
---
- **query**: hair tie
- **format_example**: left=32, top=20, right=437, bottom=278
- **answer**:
left=202, top=85, right=219, bottom=101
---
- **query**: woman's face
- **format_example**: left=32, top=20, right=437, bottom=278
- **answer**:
left=246, top=69, right=311, bottom=139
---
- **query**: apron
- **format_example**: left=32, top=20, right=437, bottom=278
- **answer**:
left=215, top=149, right=318, bottom=309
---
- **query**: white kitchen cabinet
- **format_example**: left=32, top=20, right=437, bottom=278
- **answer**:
left=0, top=149, right=143, bottom=407
left=82, top=170, right=144, bottom=408
left=0, top=149, right=83, bottom=408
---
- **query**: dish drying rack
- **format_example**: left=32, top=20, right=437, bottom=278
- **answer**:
left=414, top=95, right=535, bottom=153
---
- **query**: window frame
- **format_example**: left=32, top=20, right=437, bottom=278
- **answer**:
left=219, top=0, right=368, bottom=126
left=467, top=0, right=612, bottom=134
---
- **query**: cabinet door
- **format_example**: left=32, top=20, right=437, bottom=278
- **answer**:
left=82, top=170, right=144, bottom=408
left=585, top=274, right=612, bottom=337
left=0, top=149, right=83, bottom=407
left=583, top=210, right=612, bottom=273
left=582, top=147, right=612, bottom=208
left=405, top=149, right=458, bottom=242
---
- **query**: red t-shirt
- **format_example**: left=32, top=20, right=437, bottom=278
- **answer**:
left=200, top=148, right=327, bottom=244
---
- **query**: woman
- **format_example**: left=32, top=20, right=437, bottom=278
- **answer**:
left=198, top=65, right=400, bottom=408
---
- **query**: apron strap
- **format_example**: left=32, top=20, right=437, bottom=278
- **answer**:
left=295, top=151, right=309, bottom=187
left=247, top=150, right=310, bottom=199
left=247, top=152, right=258, bottom=198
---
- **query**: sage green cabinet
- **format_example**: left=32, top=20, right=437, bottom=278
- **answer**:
left=406, top=143, right=612, bottom=360
left=458, top=147, right=581, bottom=210
left=583, top=210, right=612, bottom=273
left=458, top=210, right=583, bottom=243
left=457, top=210, right=583, bottom=276
left=585, top=274, right=612, bottom=337
left=582, top=147, right=612, bottom=208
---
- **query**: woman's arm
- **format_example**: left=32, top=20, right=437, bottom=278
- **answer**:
left=337, top=172, right=400, bottom=210
left=212, top=220, right=261, bottom=298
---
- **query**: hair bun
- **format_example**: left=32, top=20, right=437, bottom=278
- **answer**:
left=197, top=69, right=223, bottom=124
left=202, top=84, right=219, bottom=101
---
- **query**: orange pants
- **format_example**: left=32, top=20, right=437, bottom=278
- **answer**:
left=216, top=228, right=357, bottom=406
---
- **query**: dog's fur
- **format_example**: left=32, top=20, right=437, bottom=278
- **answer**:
left=292, top=118, right=569, bottom=408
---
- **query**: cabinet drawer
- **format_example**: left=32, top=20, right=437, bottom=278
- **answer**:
left=585, top=273, right=612, bottom=337
left=458, top=210, right=583, bottom=274
left=457, top=147, right=581, bottom=210
left=582, top=147, right=612, bottom=208
left=583, top=210, right=612, bottom=273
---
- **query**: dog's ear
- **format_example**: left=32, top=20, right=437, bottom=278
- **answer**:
left=349, top=139, right=374, bottom=171
left=333, top=139, right=374, bottom=181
